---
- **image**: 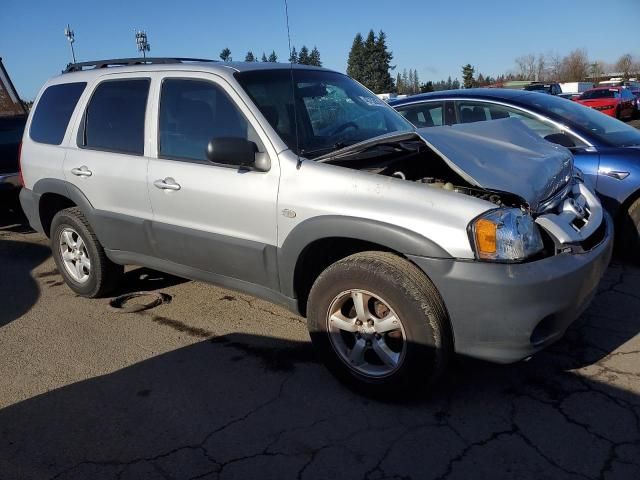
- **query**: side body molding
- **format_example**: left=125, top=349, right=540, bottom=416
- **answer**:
left=277, top=215, right=452, bottom=298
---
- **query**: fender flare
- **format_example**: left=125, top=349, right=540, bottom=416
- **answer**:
left=32, top=178, right=98, bottom=233
left=277, top=215, right=452, bottom=298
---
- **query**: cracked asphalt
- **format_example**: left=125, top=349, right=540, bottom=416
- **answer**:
left=0, top=194, right=639, bottom=480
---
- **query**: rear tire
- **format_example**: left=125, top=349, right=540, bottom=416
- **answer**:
left=620, top=197, right=640, bottom=264
left=307, top=251, right=452, bottom=396
left=50, top=207, right=123, bottom=297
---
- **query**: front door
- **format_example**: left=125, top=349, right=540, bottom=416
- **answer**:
left=146, top=74, right=280, bottom=289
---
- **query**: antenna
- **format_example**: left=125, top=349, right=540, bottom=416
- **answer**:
left=284, top=0, right=301, bottom=167
left=135, top=30, right=151, bottom=59
left=64, top=24, right=76, bottom=63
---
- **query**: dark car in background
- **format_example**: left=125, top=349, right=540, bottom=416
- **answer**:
left=0, top=114, right=26, bottom=191
left=390, top=89, right=640, bottom=260
left=524, top=82, right=562, bottom=95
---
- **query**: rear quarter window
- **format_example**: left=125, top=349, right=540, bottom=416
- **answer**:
left=30, top=82, right=86, bottom=145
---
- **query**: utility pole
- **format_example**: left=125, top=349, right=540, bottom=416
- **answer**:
left=64, top=24, right=76, bottom=63
left=135, top=30, right=150, bottom=59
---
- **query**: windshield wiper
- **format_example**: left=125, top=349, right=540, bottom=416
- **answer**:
left=315, top=131, right=419, bottom=163
left=300, top=142, right=356, bottom=159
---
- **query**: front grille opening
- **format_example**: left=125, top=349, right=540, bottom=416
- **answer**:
left=579, top=220, right=607, bottom=251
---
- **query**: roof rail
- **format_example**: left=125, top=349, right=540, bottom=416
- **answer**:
left=63, top=57, right=216, bottom=73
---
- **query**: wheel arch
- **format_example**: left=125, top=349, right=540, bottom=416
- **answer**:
left=278, top=216, right=452, bottom=316
left=33, top=179, right=96, bottom=237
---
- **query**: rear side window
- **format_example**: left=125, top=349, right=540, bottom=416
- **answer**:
left=397, top=102, right=444, bottom=128
left=30, top=82, right=86, bottom=145
left=79, top=79, right=150, bottom=155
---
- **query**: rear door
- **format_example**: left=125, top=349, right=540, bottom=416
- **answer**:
left=64, top=74, right=153, bottom=253
left=146, top=73, right=280, bottom=289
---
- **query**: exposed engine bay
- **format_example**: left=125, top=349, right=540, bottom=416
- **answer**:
left=328, top=140, right=527, bottom=209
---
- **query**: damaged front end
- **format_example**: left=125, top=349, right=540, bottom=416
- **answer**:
left=317, top=118, right=607, bottom=262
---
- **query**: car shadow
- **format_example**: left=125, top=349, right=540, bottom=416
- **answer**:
left=0, top=293, right=638, bottom=479
left=0, top=239, right=51, bottom=327
left=0, top=190, right=33, bottom=234
left=114, top=266, right=189, bottom=296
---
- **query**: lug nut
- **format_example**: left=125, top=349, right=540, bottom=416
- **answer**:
left=368, top=320, right=374, bottom=327
left=355, top=320, right=363, bottom=326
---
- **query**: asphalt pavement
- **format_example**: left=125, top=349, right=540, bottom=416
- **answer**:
left=1, top=190, right=639, bottom=480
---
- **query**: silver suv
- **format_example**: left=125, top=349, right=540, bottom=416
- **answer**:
left=19, top=58, right=612, bottom=392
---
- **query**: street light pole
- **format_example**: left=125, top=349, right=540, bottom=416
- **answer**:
left=64, top=24, right=76, bottom=63
left=135, top=30, right=150, bottom=59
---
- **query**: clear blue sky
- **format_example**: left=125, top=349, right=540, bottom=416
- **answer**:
left=2, top=0, right=639, bottom=100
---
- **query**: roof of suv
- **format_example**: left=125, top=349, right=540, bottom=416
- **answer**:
left=49, top=58, right=330, bottom=86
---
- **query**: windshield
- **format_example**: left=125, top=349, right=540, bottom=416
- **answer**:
left=235, top=69, right=413, bottom=158
left=518, top=92, right=640, bottom=147
left=580, top=89, right=618, bottom=100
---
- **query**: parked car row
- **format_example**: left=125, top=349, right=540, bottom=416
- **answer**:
left=15, top=58, right=618, bottom=392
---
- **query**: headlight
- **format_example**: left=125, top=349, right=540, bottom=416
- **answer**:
left=470, top=208, right=544, bottom=261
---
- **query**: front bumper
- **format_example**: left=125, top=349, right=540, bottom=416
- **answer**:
left=0, top=172, right=20, bottom=191
left=409, top=215, right=613, bottom=363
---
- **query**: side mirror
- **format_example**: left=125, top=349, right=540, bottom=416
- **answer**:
left=206, top=137, right=270, bottom=172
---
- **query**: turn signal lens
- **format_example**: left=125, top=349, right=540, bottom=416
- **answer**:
left=470, top=208, right=544, bottom=261
left=475, top=218, right=497, bottom=254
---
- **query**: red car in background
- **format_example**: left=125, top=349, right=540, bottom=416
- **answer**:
left=575, top=87, right=636, bottom=120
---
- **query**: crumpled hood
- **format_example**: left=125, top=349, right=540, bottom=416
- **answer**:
left=416, top=118, right=574, bottom=210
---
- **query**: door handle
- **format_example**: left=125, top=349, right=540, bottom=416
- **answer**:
left=153, top=177, right=181, bottom=191
left=71, top=166, right=92, bottom=177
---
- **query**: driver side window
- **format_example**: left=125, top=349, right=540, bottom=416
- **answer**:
left=159, top=78, right=262, bottom=163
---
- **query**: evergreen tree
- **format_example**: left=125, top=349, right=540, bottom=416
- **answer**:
left=452, top=78, right=461, bottom=89
left=219, top=48, right=232, bottom=62
left=289, top=46, right=298, bottom=63
left=408, top=69, right=414, bottom=94
left=420, top=81, right=434, bottom=93
left=347, top=30, right=394, bottom=93
left=402, top=69, right=409, bottom=93
left=346, top=33, right=365, bottom=82
left=371, top=30, right=394, bottom=93
left=245, top=51, right=255, bottom=62
left=396, top=72, right=403, bottom=94
left=413, top=69, right=420, bottom=94
left=268, top=50, right=278, bottom=62
left=309, top=46, right=322, bottom=67
left=261, top=52, right=268, bottom=62
left=462, top=64, right=475, bottom=88
left=298, top=46, right=310, bottom=65
left=446, top=76, right=453, bottom=90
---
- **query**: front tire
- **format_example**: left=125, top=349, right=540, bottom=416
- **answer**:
left=307, top=251, right=452, bottom=395
left=51, top=207, right=123, bottom=297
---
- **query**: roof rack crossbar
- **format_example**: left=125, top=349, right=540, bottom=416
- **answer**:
left=63, top=57, right=216, bottom=73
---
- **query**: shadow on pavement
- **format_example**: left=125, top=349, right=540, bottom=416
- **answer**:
left=0, top=239, right=50, bottom=327
left=0, top=190, right=33, bottom=234
left=0, top=296, right=638, bottom=479
left=115, top=267, right=189, bottom=296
